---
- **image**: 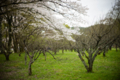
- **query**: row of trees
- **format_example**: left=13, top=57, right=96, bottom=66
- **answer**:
left=0, top=0, right=88, bottom=75
left=0, top=0, right=120, bottom=75
left=0, top=0, right=87, bottom=60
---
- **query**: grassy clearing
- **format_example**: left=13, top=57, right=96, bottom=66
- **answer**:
left=0, top=49, right=120, bottom=80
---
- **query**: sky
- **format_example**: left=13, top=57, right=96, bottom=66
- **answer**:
left=80, top=0, right=116, bottom=27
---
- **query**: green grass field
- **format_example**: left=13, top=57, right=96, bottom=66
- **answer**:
left=0, top=49, right=120, bottom=80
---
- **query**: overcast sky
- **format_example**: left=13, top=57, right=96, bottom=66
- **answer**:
left=80, top=0, right=115, bottom=27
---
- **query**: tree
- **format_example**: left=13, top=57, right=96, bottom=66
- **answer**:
left=73, top=0, right=120, bottom=71
left=0, top=0, right=88, bottom=75
left=0, top=0, right=88, bottom=55
left=1, top=8, right=42, bottom=60
left=24, top=38, right=42, bottom=75
left=23, top=30, right=56, bottom=75
left=1, top=11, right=16, bottom=60
left=73, top=24, right=115, bottom=72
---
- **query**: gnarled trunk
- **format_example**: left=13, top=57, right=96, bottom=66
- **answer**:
left=87, top=61, right=93, bottom=72
left=87, top=52, right=93, bottom=72
left=77, top=50, right=97, bottom=73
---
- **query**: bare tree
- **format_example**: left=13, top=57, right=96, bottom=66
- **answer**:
left=74, top=23, right=119, bottom=72
left=72, top=0, right=120, bottom=72
left=24, top=39, right=42, bottom=75
left=23, top=33, right=56, bottom=75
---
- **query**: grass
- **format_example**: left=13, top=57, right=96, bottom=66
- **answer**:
left=0, top=49, right=120, bottom=80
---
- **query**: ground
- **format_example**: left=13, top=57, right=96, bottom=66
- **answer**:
left=0, top=49, right=120, bottom=80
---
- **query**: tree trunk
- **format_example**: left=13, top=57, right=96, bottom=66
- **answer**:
left=13, top=33, right=18, bottom=53
left=14, top=42, right=18, bottom=53
left=20, top=44, right=24, bottom=52
left=43, top=49, right=45, bottom=56
left=77, top=51, right=88, bottom=71
left=103, top=51, right=106, bottom=57
left=43, top=49, right=46, bottom=61
left=87, top=61, right=93, bottom=72
left=6, top=16, right=12, bottom=61
left=62, top=49, right=64, bottom=54
left=87, top=67, right=93, bottom=72
left=19, top=53, right=21, bottom=56
left=25, top=52, right=27, bottom=65
left=116, top=44, right=118, bottom=52
left=54, top=49, right=57, bottom=55
left=5, top=54, right=10, bottom=61
left=109, top=45, right=112, bottom=50
left=71, top=49, right=73, bottom=52
left=103, top=49, right=106, bottom=57
left=28, top=57, right=33, bottom=76
left=28, top=61, right=32, bottom=75
left=87, top=53, right=93, bottom=72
